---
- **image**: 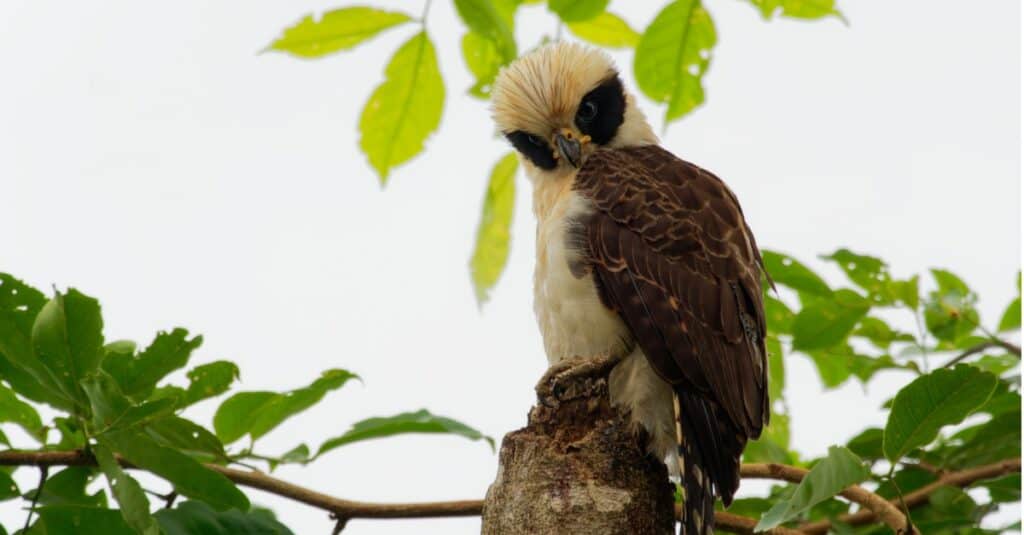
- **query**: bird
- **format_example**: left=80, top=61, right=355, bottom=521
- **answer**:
left=490, top=42, right=769, bottom=534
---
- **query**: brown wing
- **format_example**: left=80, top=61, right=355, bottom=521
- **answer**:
left=572, top=144, right=769, bottom=505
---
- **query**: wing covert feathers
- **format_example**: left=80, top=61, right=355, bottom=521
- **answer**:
left=573, top=145, right=769, bottom=517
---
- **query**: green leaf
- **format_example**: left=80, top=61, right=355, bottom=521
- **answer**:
left=29, top=467, right=106, bottom=508
left=748, top=0, right=842, bottom=20
left=925, top=270, right=978, bottom=342
left=52, top=417, right=85, bottom=450
left=852, top=316, right=914, bottom=350
left=875, top=466, right=937, bottom=500
left=214, top=369, right=358, bottom=444
left=979, top=382, right=1020, bottom=416
left=470, top=152, right=518, bottom=305
left=567, top=11, right=640, bottom=48
left=890, top=274, right=920, bottom=309
left=81, top=371, right=131, bottom=428
left=977, top=473, right=1020, bottom=503
left=971, top=354, right=1019, bottom=376
left=724, top=497, right=773, bottom=521
left=268, top=444, right=311, bottom=470
left=145, top=416, right=227, bottom=461
left=181, top=361, right=240, bottom=408
left=102, top=328, right=201, bottom=400
left=316, top=409, right=494, bottom=458
left=755, top=446, right=869, bottom=530
left=821, top=249, right=921, bottom=308
left=883, top=365, right=998, bottom=462
left=744, top=412, right=795, bottom=464
left=31, top=289, right=104, bottom=409
left=924, top=280, right=979, bottom=342
left=0, top=383, right=43, bottom=440
left=792, top=289, right=870, bottom=351
left=548, top=0, right=608, bottom=22
left=156, top=501, right=294, bottom=535
left=634, top=0, right=717, bottom=122
left=81, top=371, right=175, bottom=432
left=998, top=297, right=1020, bottom=332
left=847, top=353, right=911, bottom=384
left=213, top=392, right=277, bottom=444
left=32, top=505, right=135, bottom=535
left=764, top=295, right=794, bottom=335
left=821, top=249, right=888, bottom=295
left=267, top=7, right=412, bottom=58
left=0, top=469, right=17, bottom=501
left=359, top=32, right=445, bottom=183
left=461, top=32, right=502, bottom=97
left=932, top=268, right=970, bottom=295
left=103, top=430, right=249, bottom=512
left=761, top=251, right=832, bottom=296
left=806, top=348, right=851, bottom=388
left=913, top=485, right=979, bottom=531
left=846, top=428, right=883, bottom=461
left=94, top=441, right=160, bottom=535
left=149, top=385, right=187, bottom=404
left=453, top=0, right=517, bottom=62
left=945, top=411, right=1020, bottom=469
left=0, top=274, right=71, bottom=410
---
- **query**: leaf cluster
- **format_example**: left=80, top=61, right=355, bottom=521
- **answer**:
left=739, top=250, right=1020, bottom=533
left=0, top=274, right=492, bottom=534
left=264, top=0, right=844, bottom=304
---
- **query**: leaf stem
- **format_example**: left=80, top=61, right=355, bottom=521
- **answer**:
left=885, top=464, right=916, bottom=534
left=23, top=465, right=48, bottom=532
left=419, top=0, right=433, bottom=24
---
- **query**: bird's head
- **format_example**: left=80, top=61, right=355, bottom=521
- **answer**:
left=491, top=42, right=657, bottom=179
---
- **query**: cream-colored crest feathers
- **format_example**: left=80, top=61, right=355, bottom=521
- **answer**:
left=490, top=42, right=656, bottom=150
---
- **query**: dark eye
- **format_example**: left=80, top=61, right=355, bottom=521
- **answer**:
left=527, top=134, right=546, bottom=146
left=577, top=100, right=598, bottom=122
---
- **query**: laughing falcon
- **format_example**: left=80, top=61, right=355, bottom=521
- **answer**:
left=491, top=43, right=769, bottom=534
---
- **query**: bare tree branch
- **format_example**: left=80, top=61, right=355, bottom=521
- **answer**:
left=0, top=450, right=1015, bottom=534
left=0, top=450, right=760, bottom=533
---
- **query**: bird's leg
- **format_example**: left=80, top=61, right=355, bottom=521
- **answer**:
left=535, top=352, right=625, bottom=407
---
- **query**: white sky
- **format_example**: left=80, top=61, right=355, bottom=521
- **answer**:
left=0, top=1, right=1019, bottom=533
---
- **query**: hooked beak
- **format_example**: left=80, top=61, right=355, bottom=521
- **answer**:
left=554, top=129, right=582, bottom=169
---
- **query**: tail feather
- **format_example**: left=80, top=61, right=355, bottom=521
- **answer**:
left=673, top=388, right=749, bottom=534
left=673, top=392, right=715, bottom=535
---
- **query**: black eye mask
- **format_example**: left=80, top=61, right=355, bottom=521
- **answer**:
left=575, top=75, right=626, bottom=146
left=506, top=130, right=557, bottom=170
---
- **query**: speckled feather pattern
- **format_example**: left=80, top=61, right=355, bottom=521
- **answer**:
left=572, top=145, right=769, bottom=507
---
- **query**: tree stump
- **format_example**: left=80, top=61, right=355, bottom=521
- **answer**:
left=481, top=369, right=675, bottom=534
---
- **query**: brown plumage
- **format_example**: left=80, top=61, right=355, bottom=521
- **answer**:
left=571, top=145, right=768, bottom=530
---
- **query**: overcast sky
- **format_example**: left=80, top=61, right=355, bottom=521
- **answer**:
left=0, top=1, right=1019, bottom=533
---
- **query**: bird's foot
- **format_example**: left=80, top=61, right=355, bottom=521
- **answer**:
left=535, top=353, right=624, bottom=407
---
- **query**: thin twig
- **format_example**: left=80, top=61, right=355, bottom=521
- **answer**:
left=22, top=465, right=48, bottom=532
left=943, top=339, right=1021, bottom=368
left=990, top=337, right=1021, bottom=356
left=978, top=325, right=1022, bottom=356
left=886, top=464, right=917, bottom=534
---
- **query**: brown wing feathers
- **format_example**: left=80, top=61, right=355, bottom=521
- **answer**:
left=573, top=145, right=768, bottom=507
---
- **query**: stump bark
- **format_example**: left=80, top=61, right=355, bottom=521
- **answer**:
left=481, top=369, right=674, bottom=534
